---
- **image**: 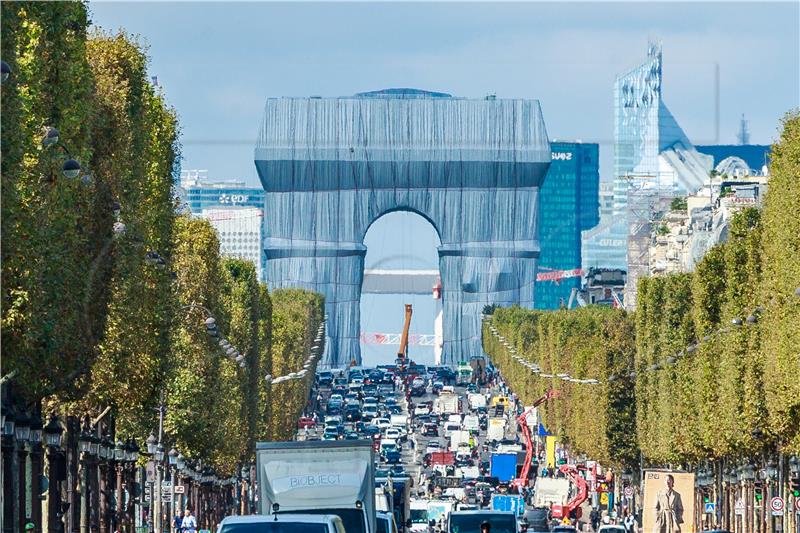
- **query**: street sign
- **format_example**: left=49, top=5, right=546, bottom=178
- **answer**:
left=704, top=502, right=716, bottom=514
left=735, top=499, right=745, bottom=516
left=770, top=496, right=785, bottom=516
left=795, top=497, right=800, bottom=513
left=624, top=486, right=634, bottom=498
left=174, top=485, right=186, bottom=494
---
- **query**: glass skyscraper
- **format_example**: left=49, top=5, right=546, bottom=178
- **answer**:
left=583, top=43, right=712, bottom=272
left=535, top=142, right=599, bottom=309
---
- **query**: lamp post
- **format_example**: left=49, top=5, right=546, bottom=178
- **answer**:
left=168, top=448, right=178, bottom=529
left=43, top=416, right=64, bottom=533
left=14, top=411, right=30, bottom=533
left=78, top=424, right=93, bottom=533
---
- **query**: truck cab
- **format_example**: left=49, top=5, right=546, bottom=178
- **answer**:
left=217, top=514, right=346, bottom=533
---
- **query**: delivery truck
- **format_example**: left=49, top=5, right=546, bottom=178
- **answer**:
left=487, top=418, right=505, bottom=442
left=490, top=452, right=517, bottom=483
left=256, top=440, right=376, bottom=533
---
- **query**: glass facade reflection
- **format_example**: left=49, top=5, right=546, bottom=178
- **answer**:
left=535, top=142, right=599, bottom=309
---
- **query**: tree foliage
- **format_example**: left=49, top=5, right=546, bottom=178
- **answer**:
left=483, top=306, right=638, bottom=468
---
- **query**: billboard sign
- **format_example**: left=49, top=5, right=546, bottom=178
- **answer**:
left=642, top=470, right=696, bottom=533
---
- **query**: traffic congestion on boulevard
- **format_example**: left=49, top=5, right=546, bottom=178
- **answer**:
left=235, top=360, right=624, bottom=533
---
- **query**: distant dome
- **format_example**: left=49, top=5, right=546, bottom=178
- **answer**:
left=715, top=156, right=751, bottom=177
left=354, top=88, right=453, bottom=99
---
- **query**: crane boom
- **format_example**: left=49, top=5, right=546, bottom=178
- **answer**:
left=397, top=304, right=413, bottom=366
left=512, top=389, right=559, bottom=489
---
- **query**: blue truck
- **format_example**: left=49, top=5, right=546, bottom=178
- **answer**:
left=490, top=452, right=517, bottom=483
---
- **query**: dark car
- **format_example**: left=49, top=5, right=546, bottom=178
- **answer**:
left=423, top=423, right=439, bottom=437
left=317, top=371, right=334, bottom=387
left=363, top=425, right=381, bottom=437
left=383, top=449, right=402, bottom=464
left=344, top=407, right=362, bottom=422
left=332, top=385, right=347, bottom=397
left=466, top=383, right=478, bottom=393
left=387, top=405, right=403, bottom=415
left=344, top=431, right=360, bottom=440
left=327, top=405, right=342, bottom=417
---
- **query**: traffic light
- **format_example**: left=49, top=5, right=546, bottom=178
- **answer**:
left=754, top=480, right=764, bottom=501
left=790, top=477, right=800, bottom=498
left=701, top=487, right=712, bottom=504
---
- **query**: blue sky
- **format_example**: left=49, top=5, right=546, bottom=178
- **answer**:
left=89, top=1, right=799, bottom=185
left=88, top=1, right=799, bottom=366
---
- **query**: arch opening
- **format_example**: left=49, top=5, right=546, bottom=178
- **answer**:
left=360, top=211, right=442, bottom=367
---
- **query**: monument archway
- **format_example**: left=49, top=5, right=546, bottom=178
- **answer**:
left=255, top=88, right=551, bottom=367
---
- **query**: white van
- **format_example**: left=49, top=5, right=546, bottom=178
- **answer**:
left=217, top=514, right=346, bottom=533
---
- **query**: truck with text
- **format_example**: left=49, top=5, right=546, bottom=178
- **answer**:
left=256, top=440, right=376, bottom=533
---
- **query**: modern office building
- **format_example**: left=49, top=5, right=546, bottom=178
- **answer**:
left=200, top=207, right=265, bottom=280
left=583, top=43, right=713, bottom=276
left=180, top=170, right=267, bottom=281
left=535, top=142, right=600, bottom=309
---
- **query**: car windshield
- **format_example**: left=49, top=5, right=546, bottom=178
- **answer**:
left=220, top=522, right=328, bottom=533
left=280, top=510, right=364, bottom=533
left=410, top=510, right=428, bottom=524
left=449, top=514, right=516, bottom=533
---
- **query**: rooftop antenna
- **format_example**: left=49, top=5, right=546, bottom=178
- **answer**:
left=737, top=114, right=750, bottom=145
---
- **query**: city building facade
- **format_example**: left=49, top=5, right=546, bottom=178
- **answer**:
left=535, top=141, right=600, bottom=309
left=180, top=170, right=266, bottom=281
left=583, top=43, right=714, bottom=278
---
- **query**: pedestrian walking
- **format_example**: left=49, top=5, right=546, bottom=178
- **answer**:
left=590, top=508, right=600, bottom=532
left=181, top=509, right=197, bottom=533
left=623, top=510, right=637, bottom=533
left=173, top=512, right=183, bottom=533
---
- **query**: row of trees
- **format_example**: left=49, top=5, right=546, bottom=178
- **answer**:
left=483, top=111, right=800, bottom=467
left=1, top=1, right=322, bottom=476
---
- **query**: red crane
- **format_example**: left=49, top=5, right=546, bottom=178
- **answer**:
left=511, top=389, right=559, bottom=489
left=551, top=464, right=589, bottom=520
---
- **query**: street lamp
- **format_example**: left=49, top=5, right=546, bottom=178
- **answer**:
left=14, top=411, right=31, bottom=443
left=169, top=447, right=178, bottom=466
left=29, top=413, right=43, bottom=444
left=765, top=459, right=778, bottom=481
left=78, top=428, right=92, bottom=454
left=44, top=416, right=63, bottom=448
left=2, top=406, right=15, bottom=438
left=146, top=433, right=158, bottom=455
left=114, top=440, right=126, bottom=462
left=154, top=444, right=165, bottom=462
left=176, top=453, right=185, bottom=470
left=1, top=60, right=10, bottom=82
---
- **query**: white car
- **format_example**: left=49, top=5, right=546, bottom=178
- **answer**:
left=374, top=417, right=391, bottom=430
left=385, top=427, right=402, bottom=442
left=329, top=394, right=343, bottom=403
left=425, top=441, right=442, bottom=454
left=413, top=405, right=430, bottom=416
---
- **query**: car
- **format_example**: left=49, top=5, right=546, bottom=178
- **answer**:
left=385, top=427, right=402, bottom=441
left=384, top=397, right=399, bottom=407
left=344, top=408, right=362, bottom=422
left=596, top=527, right=626, bottom=533
left=363, top=424, right=381, bottom=437
left=423, top=423, right=439, bottom=437
left=426, top=441, right=443, bottom=454
left=218, top=513, right=345, bottom=533
left=374, top=418, right=391, bottom=430
left=344, top=393, right=360, bottom=405
left=297, top=417, right=316, bottom=429
left=317, top=371, right=334, bottom=387
left=389, top=464, right=406, bottom=476
left=551, top=527, right=577, bottom=533
left=322, top=429, right=339, bottom=441
left=466, top=383, right=478, bottom=393
left=413, top=405, right=430, bottom=416
left=386, top=405, right=403, bottom=415
left=332, top=385, right=347, bottom=397
left=383, top=449, right=402, bottom=464
left=344, top=431, right=360, bottom=440
left=432, top=381, right=444, bottom=394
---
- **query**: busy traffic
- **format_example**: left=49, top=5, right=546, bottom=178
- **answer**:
left=218, top=360, right=628, bottom=533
